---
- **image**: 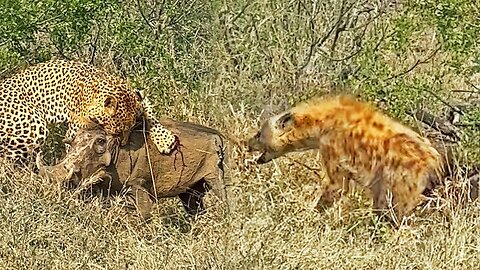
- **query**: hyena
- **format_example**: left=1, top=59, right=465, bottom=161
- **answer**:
left=247, top=95, right=443, bottom=224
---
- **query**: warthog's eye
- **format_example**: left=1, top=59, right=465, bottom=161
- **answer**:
left=96, top=138, right=106, bottom=145
left=94, top=137, right=108, bottom=154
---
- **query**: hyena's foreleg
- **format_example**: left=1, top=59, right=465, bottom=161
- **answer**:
left=320, top=147, right=353, bottom=204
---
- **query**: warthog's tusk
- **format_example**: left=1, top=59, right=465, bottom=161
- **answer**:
left=36, top=151, right=45, bottom=171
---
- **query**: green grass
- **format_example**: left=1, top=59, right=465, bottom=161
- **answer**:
left=1, top=0, right=480, bottom=269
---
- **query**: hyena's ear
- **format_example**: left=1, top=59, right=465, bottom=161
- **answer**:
left=104, top=95, right=118, bottom=116
left=275, top=112, right=295, bottom=131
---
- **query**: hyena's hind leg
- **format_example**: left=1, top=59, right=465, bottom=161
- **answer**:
left=371, top=168, right=427, bottom=225
left=391, top=174, right=429, bottom=225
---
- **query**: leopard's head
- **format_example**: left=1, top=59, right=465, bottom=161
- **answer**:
left=82, top=79, right=142, bottom=145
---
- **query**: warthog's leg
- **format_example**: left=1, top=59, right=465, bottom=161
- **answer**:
left=178, top=180, right=208, bottom=216
left=127, top=179, right=154, bottom=221
left=203, top=140, right=229, bottom=213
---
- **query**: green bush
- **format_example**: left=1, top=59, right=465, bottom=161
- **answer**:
left=1, top=1, right=480, bottom=267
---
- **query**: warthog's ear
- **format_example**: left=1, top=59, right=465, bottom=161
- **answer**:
left=275, top=112, right=295, bottom=132
left=104, top=95, right=118, bottom=116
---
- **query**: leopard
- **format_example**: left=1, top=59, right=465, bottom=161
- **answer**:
left=0, top=59, right=176, bottom=163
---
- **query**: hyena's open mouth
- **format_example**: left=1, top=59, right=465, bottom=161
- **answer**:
left=247, top=150, right=269, bottom=164
left=255, top=152, right=271, bottom=164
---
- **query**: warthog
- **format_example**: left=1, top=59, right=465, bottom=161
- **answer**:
left=37, top=119, right=228, bottom=219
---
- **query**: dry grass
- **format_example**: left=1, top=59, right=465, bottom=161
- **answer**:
left=1, top=149, right=480, bottom=269
left=1, top=0, right=480, bottom=269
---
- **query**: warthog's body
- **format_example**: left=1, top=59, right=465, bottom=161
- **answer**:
left=38, top=119, right=228, bottom=219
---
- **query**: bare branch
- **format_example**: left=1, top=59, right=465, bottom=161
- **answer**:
left=285, top=157, right=323, bottom=178
left=169, top=1, right=199, bottom=28
left=421, top=87, right=464, bottom=116
left=372, top=24, right=388, bottom=52
left=467, top=81, right=480, bottom=93
left=386, top=45, right=441, bottom=80
left=408, top=108, right=460, bottom=140
left=230, top=1, right=252, bottom=24
left=330, top=0, right=352, bottom=53
left=296, top=0, right=356, bottom=76
left=451, top=90, right=479, bottom=94
left=318, top=46, right=362, bottom=62
left=454, top=123, right=480, bottom=128
left=53, top=43, right=71, bottom=61
left=137, top=0, right=156, bottom=33
left=155, top=0, right=167, bottom=34
left=89, top=22, right=100, bottom=65
left=349, top=24, right=388, bottom=79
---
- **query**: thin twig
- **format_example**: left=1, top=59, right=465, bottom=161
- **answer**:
left=297, top=0, right=355, bottom=74
left=89, top=22, right=100, bottom=65
left=467, top=81, right=480, bottom=92
left=386, top=45, right=441, bottom=80
left=168, top=1, right=197, bottom=28
left=372, top=24, right=388, bottom=52
left=408, top=108, right=460, bottom=140
left=296, top=21, right=337, bottom=74
left=454, top=123, right=480, bottom=128
left=231, top=1, right=252, bottom=24
left=137, top=0, right=156, bottom=33
left=350, top=24, right=388, bottom=79
left=155, top=0, right=167, bottom=34
left=330, top=0, right=353, bottom=54
left=141, top=116, right=158, bottom=203
left=285, top=156, right=323, bottom=178
left=421, top=87, right=464, bottom=115
left=318, top=47, right=362, bottom=62
left=451, top=90, right=479, bottom=94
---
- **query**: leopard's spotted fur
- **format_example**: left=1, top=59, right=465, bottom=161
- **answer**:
left=0, top=60, right=176, bottom=163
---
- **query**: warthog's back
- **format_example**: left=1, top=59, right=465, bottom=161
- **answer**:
left=109, top=119, right=226, bottom=197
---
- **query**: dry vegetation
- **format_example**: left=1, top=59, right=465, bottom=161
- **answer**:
left=1, top=0, right=480, bottom=269
left=1, top=158, right=480, bottom=269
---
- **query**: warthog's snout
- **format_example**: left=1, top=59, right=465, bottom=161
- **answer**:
left=37, top=129, right=115, bottom=186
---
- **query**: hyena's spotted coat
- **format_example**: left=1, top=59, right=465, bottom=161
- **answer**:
left=247, top=95, right=443, bottom=223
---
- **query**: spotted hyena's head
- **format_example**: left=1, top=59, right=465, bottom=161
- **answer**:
left=247, top=111, right=301, bottom=164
